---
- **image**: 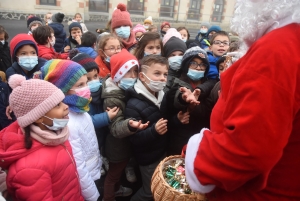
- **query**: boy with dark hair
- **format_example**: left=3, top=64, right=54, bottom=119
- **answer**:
left=32, top=26, right=68, bottom=60
left=64, top=22, right=83, bottom=52
left=77, top=31, right=98, bottom=59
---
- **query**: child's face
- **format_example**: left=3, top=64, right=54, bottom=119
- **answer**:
left=168, top=51, right=184, bottom=58
left=179, top=29, right=188, bottom=41
left=162, top=25, right=170, bottom=32
left=16, top=45, right=37, bottom=59
left=71, top=29, right=82, bottom=38
left=41, top=102, right=69, bottom=128
left=122, top=65, right=138, bottom=79
left=209, top=35, right=230, bottom=57
left=144, top=39, right=161, bottom=55
left=86, top=69, right=99, bottom=82
left=140, top=63, right=168, bottom=84
left=135, top=32, right=143, bottom=40
left=144, top=22, right=151, bottom=27
left=189, top=57, right=207, bottom=71
left=218, top=62, right=226, bottom=74
left=45, top=14, right=52, bottom=22
left=101, top=38, right=122, bottom=57
left=30, top=23, right=41, bottom=32
left=67, top=75, right=88, bottom=95
left=75, top=15, right=82, bottom=22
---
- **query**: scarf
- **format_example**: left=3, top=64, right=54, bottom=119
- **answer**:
left=63, top=94, right=91, bottom=113
left=122, top=31, right=137, bottom=50
left=30, top=124, right=69, bottom=146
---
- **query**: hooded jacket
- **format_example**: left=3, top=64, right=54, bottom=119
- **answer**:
left=37, top=44, right=69, bottom=60
left=0, top=41, right=12, bottom=72
left=48, top=22, right=67, bottom=53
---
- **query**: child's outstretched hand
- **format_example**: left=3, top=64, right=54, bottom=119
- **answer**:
left=155, top=118, right=168, bottom=135
left=106, top=107, right=119, bottom=121
left=180, top=87, right=201, bottom=105
left=129, top=120, right=149, bottom=130
left=177, top=111, right=190, bottom=124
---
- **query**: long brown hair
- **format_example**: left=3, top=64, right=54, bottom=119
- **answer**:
left=133, top=32, right=163, bottom=60
left=24, top=126, right=33, bottom=149
left=97, top=34, right=122, bottom=60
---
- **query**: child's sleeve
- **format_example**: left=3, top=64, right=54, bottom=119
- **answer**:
left=88, top=111, right=110, bottom=129
left=196, top=78, right=218, bottom=99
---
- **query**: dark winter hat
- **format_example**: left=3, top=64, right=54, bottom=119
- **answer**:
left=182, top=46, right=209, bottom=74
left=71, top=53, right=99, bottom=73
left=69, top=22, right=82, bottom=33
left=163, top=36, right=187, bottom=58
left=206, top=25, right=221, bottom=36
left=52, top=12, right=65, bottom=23
left=10, top=34, right=38, bottom=62
left=161, top=21, right=171, bottom=30
left=27, top=16, right=43, bottom=29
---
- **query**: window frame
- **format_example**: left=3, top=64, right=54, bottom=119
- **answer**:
left=89, top=0, right=109, bottom=12
left=127, top=0, right=144, bottom=15
left=160, top=0, right=175, bottom=18
left=212, top=0, right=224, bottom=22
left=187, top=0, right=202, bottom=20
left=40, top=0, right=56, bottom=6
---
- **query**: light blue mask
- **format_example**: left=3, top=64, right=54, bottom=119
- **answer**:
left=105, top=56, right=110, bottom=63
left=182, top=39, right=187, bottom=43
left=144, top=52, right=161, bottom=57
left=119, top=78, right=137, bottom=90
left=115, top=26, right=131, bottom=39
left=200, top=29, right=208, bottom=34
left=88, top=79, right=102, bottom=93
left=18, top=56, right=38, bottom=71
left=187, top=69, right=205, bottom=81
left=168, top=56, right=183, bottom=71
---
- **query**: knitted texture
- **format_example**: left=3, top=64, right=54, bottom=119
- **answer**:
left=144, top=16, right=153, bottom=24
left=200, top=22, right=211, bottom=29
left=8, top=74, right=64, bottom=127
left=10, top=34, right=38, bottom=62
left=111, top=3, right=132, bottom=29
left=163, top=36, right=187, bottom=58
left=41, top=59, right=87, bottom=93
left=69, top=22, right=82, bottom=33
left=207, top=25, right=221, bottom=35
left=27, top=16, right=43, bottom=29
left=160, top=21, right=171, bottom=30
left=110, top=49, right=139, bottom=82
left=71, top=53, right=99, bottom=73
left=162, top=28, right=182, bottom=46
left=182, top=46, right=210, bottom=73
left=52, top=12, right=65, bottom=23
left=132, top=24, right=146, bottom=35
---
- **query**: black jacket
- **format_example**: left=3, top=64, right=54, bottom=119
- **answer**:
left=49, top=22, right=67, bottom=53
left=125, top=87, right=167, bottom=166
left=0, top=42, right=12, bottom=72
left=0, top=79, right=15, bottom=130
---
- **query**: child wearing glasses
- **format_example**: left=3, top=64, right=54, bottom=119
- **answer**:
left=161, top=46, right=212, bottom=155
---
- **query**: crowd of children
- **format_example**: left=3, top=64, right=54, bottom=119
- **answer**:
left=3, top=0, right=298, bottom=200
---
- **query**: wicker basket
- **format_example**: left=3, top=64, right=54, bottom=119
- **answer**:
left=151, top=155, right=206, bottom=201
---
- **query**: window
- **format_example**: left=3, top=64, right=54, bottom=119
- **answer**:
left=89, top=0, right=109, bottom=12
left=188, top=0, right=202, bottom=20
left=40, top=0, right=56, bottom=5
left=160, top=0, right=175, bottom=18
left=127, top=0, right=144, bottom=15
left=212, top=0, right=224, bottom=22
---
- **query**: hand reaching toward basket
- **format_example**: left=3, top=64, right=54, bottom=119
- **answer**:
left=155, top=118, right=168, bottom=135
left=177, top=111, right=190, bottom=124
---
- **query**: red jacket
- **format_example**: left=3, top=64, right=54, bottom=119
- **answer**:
left=185, top=23, right=300, bottom=200
left=95, top=55, right=111, bottom=78
left=37, top=44, right=68, bottom=60
left=0, top=122, right=84, bottom=201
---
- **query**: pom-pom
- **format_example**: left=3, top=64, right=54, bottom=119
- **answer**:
left=8, top=74, right=26, bottom=89
left=117, top=3, right=127, bottom=11
left=69, top=48, right=80, bottom=59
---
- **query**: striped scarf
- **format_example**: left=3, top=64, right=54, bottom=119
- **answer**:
left=63, top=94, right=91, bottom=113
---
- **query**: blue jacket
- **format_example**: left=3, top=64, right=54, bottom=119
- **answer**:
left=207, top=51, right=220, bottom=79
left=78, top=46, right=97, bottom=59
left=49, top=22, right=67, bottom=53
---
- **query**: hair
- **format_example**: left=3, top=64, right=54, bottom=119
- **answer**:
left=177, top=27, right=190, bottom=40
left=0, top=25, right=9, bottom=41
left=81, top=31, right=97, bottom=47
left=106, top=19, right=112, bottom=32
left=139, top=55, right=169, bottom=73
left=71, top=27, right=81, bottom=32
left=148, top=25, right=157, bottom=32
left=44, top=12, right=52, bottom=21
left=32, top=25, right=54, bottom=45
left=24, top=125, right=33, bottom=149
left=74, top=13, right=82, bottom=19
left=209, top=31, right=230, bottom=45
left=98, top=34, right=122, bottom=59
left=133, top=32, right=163, bottom=60
left=228, top=41, right=240, bottom=52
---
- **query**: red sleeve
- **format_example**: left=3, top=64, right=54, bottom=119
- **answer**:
left=57, top=52, right=69, bottom=59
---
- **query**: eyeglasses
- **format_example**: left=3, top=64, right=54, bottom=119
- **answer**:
left=189, top=61, right=208, bottom=69
left=212, top=40, right=230, bottom=46
left=104, top=47, right=122, bottom=53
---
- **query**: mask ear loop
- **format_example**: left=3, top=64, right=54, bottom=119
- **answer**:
left=138, top=34, right=145, bottom=42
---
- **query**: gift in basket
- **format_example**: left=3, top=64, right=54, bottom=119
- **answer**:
left=151, top=155, right=206, bottom=201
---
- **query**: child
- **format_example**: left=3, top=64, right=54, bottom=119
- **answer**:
left=0, top=26, right=11, bottom=72
left=143, top=16, right=153, bottom=30
left=132, top=24, right=146, bottom=41
left=160, top=21, right=170, bottom=38
left=125, top=55, right=168, bottom=201
left=49, top=12, right=66, bottom=53
left=0, top=74, right=84, bottom=200
left=133, top=32, right=163, bottom=60
left=101, top=49, right=149, bottom=201
left=77, top=31, right=98, bottom=59
left=198, top=25, right=221, bottom=50
left=111, top=3, right=137, bottom=51
left=0, top=71, right=14, bottom=130
left=26, top=15, right=43, bottom=35
left=64, top=22, right=83, bottom=52
left=162, top=28, right=182, bottom=46
left=44, top=12, right=52, bottom=25
left=195, top=22, right=210, bottom=42
left=6, top=34, right=47, bottom=81
left=177, top=27, right=190, bottom=43
left=32, top=25, right=68, bottom=60
left=71, top=13, right=88, bottom=33
left=95, top=34, right=122, bottom=79
left=41, top=59, right=102, bottom=201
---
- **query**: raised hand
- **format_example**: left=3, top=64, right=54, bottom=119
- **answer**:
left=155, top=118, right=168, bottom=135
left=75, top=36, right=81, bottom=45
left=179, top=87, right=201, bottom=105
left=177, top=111, right=190, bottom=124
left=106, top=107, right=120, bottom=121
left=129, top=120, right=149, bottom=130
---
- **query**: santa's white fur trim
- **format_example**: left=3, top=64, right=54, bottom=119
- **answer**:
left=113, top=59, right=139, bottom=83
left=185, top=128, right=216, bottom=193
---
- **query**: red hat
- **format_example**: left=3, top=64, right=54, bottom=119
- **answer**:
left=161, top=21, right=171, bottom=30
left=110, top=49, right=139, bottom=82
left=111, top=3, right=132, bottom=30
left=10, top=34, right=38, bottom=62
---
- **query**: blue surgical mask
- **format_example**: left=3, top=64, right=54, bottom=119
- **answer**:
left=18, top=56, right=38, bottom=71
left=144, top=52, right=161, bottom=57
left=182, top=39, right=187, bottom=43
left=119, top=78, right=137, bottom=90
left=115, top=26, right=131, bottom=39
left=200, top=29, right=207, bottom=34
left=103, top=51, right=110, bottom=63
left=42, top=116, right=69, bottom=131
left=88, top=79, right=102, bottom=93
left=187, top=69, right=205, bottom=81
left=168, top=56, right=183, bottom=71
left=0, top=40, right=5, bottom=45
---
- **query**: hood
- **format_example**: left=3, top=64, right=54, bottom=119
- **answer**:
left=0, top=122, right=42, bottom=169
left=10, top=34, right=38, bottom=63
left=101, top=76, right=125, bottom=100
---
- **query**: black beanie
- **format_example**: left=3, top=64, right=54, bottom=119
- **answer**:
left=163, top=36, right=187, bottom=58
left=27, top=16, right=43, bottom=29
left=52, top=12, right=65, bottom=23
left=71, top=52, right=99, bottom=73
left=69, top=22, right=82, bottom=34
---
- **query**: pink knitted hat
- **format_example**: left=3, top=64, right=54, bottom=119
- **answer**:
left=111, top=3, right=132, bottom=29
left=8, top=74, right=65, bottom=128
left=162, top=28, right=182, bottom=45
left=132, top=24, right=146, bottom=35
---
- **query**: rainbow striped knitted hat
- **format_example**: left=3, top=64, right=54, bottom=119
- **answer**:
left=41, top=59, right=87, bottom=93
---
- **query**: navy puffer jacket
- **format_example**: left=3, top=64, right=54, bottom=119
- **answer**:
left=49, top=22, right=67, bottom=53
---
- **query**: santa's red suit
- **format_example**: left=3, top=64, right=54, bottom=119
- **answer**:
left=185, top=23, right=300, bottom=200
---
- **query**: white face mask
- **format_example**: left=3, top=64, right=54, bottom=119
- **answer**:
left=50, top=37, right=55, bottom=46
left=142, top=72, right=166, bottom=92
left=0, top=40, right=5, bottom=45
left=42, top=116, right=69, bottom=131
